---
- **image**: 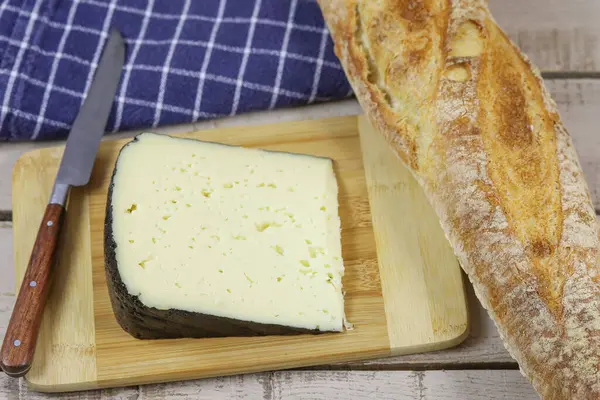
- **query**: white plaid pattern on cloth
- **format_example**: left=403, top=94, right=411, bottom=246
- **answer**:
left=0, top=0, right=353, bottom=140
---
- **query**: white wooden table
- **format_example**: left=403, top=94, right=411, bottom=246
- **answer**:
left=1, top=1, right=599, bottom=398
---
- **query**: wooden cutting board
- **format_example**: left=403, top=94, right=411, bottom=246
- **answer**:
left=11, top=115, right=468, bottom=392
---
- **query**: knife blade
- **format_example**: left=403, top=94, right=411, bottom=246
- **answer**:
left=52, top=28, right=126, bottom=204
left=0, top=28, right=125, bottom=378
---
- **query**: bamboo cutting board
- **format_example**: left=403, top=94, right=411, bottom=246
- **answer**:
left=11, top=115, right=468, bottom=392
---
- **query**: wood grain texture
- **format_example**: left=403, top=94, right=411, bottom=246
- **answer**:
left=5, top=216, right=599, bottom=395
left=12, top=154, right=97, bottom=390
left=358, top=117, right=468, bottom=355
left=361, top=215, right=600, bottom=369
left=489, top=0, right=600, bottom=72
left=0, top=220, right=516, bottom=372
left=0, top=220, right=15, bottom=354
left=2, top=80, right=600, bottom=211
left=0, top=375, right=18, bottom=400
left=0, top=370, right=539, bottom=399
left=419, top=370, right=538, bottom=399
left=12, top=116, right=452, bottom=391
left=343, top=275, right=515, bottom=368
left=0, top=223, right=14, bottom=295
left=0, top=225, right=14, bottom=367
left=545, top=80, right=600, bottom=209
left=271, top=370, right=538, bottom=399
left=86, top=117, right=393, bottom=391
left=5, top=109, right=600, bottom=379
left=1, top=204, right=64, bottom=377
left=15, top=378, right=138, bottom=400
left=0, top=294, right=15, bottom=349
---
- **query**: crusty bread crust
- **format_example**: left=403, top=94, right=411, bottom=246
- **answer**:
left=317, top=0, right=600, bottom=398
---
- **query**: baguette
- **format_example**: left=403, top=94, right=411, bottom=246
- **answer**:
left=316, top=0, right=600, bottom=398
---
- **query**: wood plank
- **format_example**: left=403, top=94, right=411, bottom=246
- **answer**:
left=139, top=374, right=266, bottom=399
left=0, top=223, right=13, bottom=295
left=343, top=279, right=514, bottom=368
left=419, top=370, right=537, bottom=399
left=489, top=0, right=600, bottom=72
left=358, top=117, right=468, bottom=354
left=1, top=370, right=538, bottom=399
left=0, top=223, right=15, bottom=343
left=12, top=117, right=398, bottom=391
left=360, top=212, right=600, bottom=368
left=6, top=138, right=600, bottom=375
left=4, top=80, right=600, bottom=211
left=0, top=221, right=511, bottom=369
left=0, top=374, right=18, bottom=400
left=16, top=379, right=139, bottom=400
left=546, top=80, right=600, bottom=209
left=0, top=291, right=15, bottom=354
left=271, top=370, right=538, bottom=399
left=11, top=186, right=97, bottom=389
left=2, top=81, right=600, bottom=389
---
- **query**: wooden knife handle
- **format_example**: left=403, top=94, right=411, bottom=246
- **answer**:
left=0, top=204, right=65, bottom=377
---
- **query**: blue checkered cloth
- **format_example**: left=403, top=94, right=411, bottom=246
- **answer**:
left=0, top=0, right=353, bottom=141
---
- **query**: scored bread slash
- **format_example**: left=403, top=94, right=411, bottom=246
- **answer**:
left=104, top=132, right=348, bottom=339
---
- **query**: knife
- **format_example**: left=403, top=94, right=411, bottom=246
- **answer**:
left=0, top=28, right=125, bottom=378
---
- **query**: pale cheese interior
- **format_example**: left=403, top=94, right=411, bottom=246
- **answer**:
left=110, top=133, right=345, bottom=331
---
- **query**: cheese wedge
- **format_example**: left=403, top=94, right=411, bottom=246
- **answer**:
left=104, top=133, right=346, bottom=339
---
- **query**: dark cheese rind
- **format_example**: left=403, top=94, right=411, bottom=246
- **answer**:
left=104, top=136, right=326, bottom=339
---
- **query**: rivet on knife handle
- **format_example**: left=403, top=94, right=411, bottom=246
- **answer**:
left=0, top=204, right=65, bottom=377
